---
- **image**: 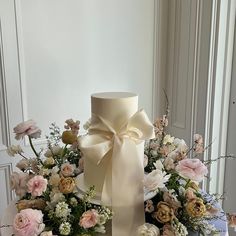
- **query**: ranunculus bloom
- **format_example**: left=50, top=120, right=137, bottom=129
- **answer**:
left=13, top=209, right=45, bottom=236
left=144, top=169, right=170, bottom=192
left=61, top=163, right=75, bottom=177
left=10, top=172, right=29, bottom=197
left=145, top=200, right=154, bottom=213
left=59, top=177, right=75, bottom=194
left=13, top=119, right=41, bottom=140
left=27, top=175, right=48, bottom=197
left=227, top=213, right=236, bottom=228
left=153, top=202, right=175, bottom=223
left=163, top=191, right=181, bottom=211
left=137, top=223, right=160, bottom=236
left=79, top=209, right=99, bottom=229
left=175, top=158, right=208, bottom=182
left=186, top=198, right=206, bottom=217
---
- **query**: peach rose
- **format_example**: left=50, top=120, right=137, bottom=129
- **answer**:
left=27, top=175, right=48, bottom=197
left=175, top=158, right=208, bottom=182
left=79, top=209, right=99, bottom=229
left=13, top=119, right=41, bottom=140
left=13, top=209, right=45, bottom=236
left=186, top=198, right=206, bottom=217
left=153, top=202, right=175, bottom=223
left=60, top=163, right=75, bottom=177
left=59, top=177, right=75, bottom=194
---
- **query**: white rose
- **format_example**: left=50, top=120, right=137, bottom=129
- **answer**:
left=137, top=223, right=160, bottom=236
left=144, top=169, right=170, bottom=192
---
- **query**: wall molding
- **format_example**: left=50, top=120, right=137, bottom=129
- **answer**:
left=0, top=17, right=10, bottom=149
left=0, top=163, right=14, bottom=205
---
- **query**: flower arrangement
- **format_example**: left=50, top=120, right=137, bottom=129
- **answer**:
left=2, top=113, right=236, bottom=236
left=5, top=119, right=112, bottom=236
left=138, top=109, right=234, bottom=236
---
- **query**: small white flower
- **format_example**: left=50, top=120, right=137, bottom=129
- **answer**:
left=69, top=197, right=78, bottom=207
left=55, top=202, right=71, bottom=219
left=95, top=225, right=106, bottom=233
left=144, top=169, right=170, bottom=192
left=59, top=222, right=71, bottom=235
left=44, top=146, right=63, bottom=157
left=6, top=145, right=23, bottom=157
left=163, top=135, right=175, bottom=145
left=137, top=223, right=160, bottom=236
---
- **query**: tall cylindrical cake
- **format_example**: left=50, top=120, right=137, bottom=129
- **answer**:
left=83, top=92, right=138, bottom=194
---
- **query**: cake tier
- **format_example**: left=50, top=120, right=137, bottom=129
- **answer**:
left=83, top=92, right=139, bottom=194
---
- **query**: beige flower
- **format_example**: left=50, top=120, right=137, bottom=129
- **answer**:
left=227, top=213, right=236, bottom=228
left=16, top=159, right=30, bottom=171
left=44, top=146, right=63, bottom=157
left=163, top=191, right=181, bottom=211
left=163, top=157, right=175, bottom=171
left=153, top=202, right=175, bottom=223
left=7, top=145, right=23, bottom=156
left=17, top=199, right=46, bottom=211
left=145, top=200, right=154, bottom=213
left=44, top=157, right=55, bottom=166
left=186, top=198, right=206, bottom=217
left=49, top=173, right=61, bottom=187
left=185, top=188, right=197, bottom=201
left=59, top=177, right=75, bottom=194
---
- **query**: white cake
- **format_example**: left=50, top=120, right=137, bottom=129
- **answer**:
left=82, top=92, right=139, bottom=195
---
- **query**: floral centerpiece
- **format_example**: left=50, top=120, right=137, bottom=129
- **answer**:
left=137, top=108, right=235, bottom=236
left=5, top=119, right=112, bottom=236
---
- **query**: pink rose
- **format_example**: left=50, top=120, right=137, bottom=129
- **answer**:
left=60, top=163, right=75, bottom=177
left=14, top=119, right=41, bottom=140
left=79, top=209, right=99, bottom=229
left=13, top=209, right=45, bottom=236
left=27, top=175, right=48, bottom=197
left=176, top=158, right=208, bottom=182
left=10, top=172, right=29, bottom=197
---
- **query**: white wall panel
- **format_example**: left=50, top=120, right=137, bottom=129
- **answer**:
left=0, top=164, right=14, bottom=219
left=14, top=0, right=155, bottom=138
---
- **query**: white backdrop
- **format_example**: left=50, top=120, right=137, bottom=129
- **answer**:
left=0, top=0, right=155, bottom=219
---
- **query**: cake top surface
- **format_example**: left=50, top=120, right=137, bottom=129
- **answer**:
left=92, top=92, right=137, bottom=99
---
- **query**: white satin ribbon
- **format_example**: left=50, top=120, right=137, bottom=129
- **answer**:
left=79, top=109, right=154, bottom=236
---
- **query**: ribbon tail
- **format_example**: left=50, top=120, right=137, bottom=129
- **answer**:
left=112, top=137, right=145, bottom=236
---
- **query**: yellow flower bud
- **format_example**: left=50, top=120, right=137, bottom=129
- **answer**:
left=61, top=131, right=77, bottom=144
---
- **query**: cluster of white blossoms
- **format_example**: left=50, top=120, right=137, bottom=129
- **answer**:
left=55, top=202, right=71, bottom=219
left=59, top=222, right=71, bottom=235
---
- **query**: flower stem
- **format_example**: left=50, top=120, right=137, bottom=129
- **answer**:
left=185, top=179, right=191, bottom=189
left=28, top=136, right=39, bottom=158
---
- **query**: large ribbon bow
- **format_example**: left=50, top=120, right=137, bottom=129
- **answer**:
left=80, top=109, right=154, bottom=236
